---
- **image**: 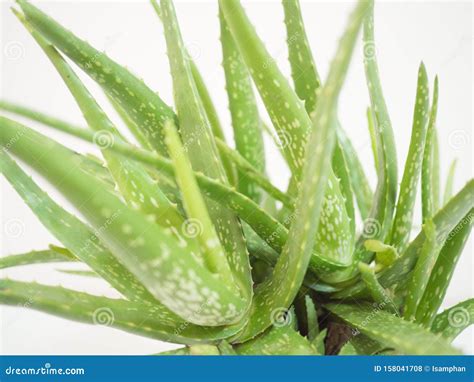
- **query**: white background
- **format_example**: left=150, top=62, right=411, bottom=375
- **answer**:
left=1, top=0, right=472, bottom=354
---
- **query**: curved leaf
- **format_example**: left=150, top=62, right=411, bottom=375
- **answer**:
left=0, top=279, right=241, bottom=345
left=235, top=326, right=316, bottom=355
left=1, top=117, right=247, bottom=326
left=219, top=6, right=264, bottom=201
left=18, top=0, right=174, bottom=155
left=326, top=303, right=461, bottom=355
left=0, top=249, right=75, bottom=269
left=416, top=211, right=473, bottom=326
left=421, top=76, right=439, bottom=221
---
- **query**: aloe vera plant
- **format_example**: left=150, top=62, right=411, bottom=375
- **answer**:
left=1, top=0, right=472, bottom=355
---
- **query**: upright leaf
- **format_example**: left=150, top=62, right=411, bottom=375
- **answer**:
left=282, top=0, right=321, bottom=115
left=0, top=279, right=241, bottom=344
left=390, top=63, right=430, bottom=252
left=421, top=77, right=439, bottom=221
left=149, top=0, right=237, bottom=185
left=282, top=0, right=371, bottom=221
left=326, top=303, right=461, bottom=355
left=219, top=7, right=265, bottom=202
left=336, top=127, right=373, bottom=221
left=362, top=1, right=398, bottom=244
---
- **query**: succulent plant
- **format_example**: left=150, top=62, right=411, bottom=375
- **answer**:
left=1, top=0, right=472, bottom=356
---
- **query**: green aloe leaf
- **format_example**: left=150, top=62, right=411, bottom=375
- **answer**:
left=164, top=120, right=236, bottom=288
left=160, top=0, right=252, bottom=300
left=363, top=240, right=398, bottom=270
left=149, top=0, right=237, bottom=185
left=18, top=0, right=175, bottom=156
left=0, top=249, right=76, bottom=269
left=421, top=77, right=439, bottom=221
left=236, top=0, right=370, bottom=341
left=390, top=62, right=430, bottom=252
left=235, top=326, right=316, bottom=355
left=57, top=269, right=98, bottom=278
left=416, top=211, right=473, bottom=326
left=14, top=10, right=183, bottom=230
left=311, top=328, right=327, bottom=355
left=403, top=220, right=441, bottom=320
left=332, top=138, right=356, bottom=235
left=366, top=107, right=379, bottom=171
left=0, top=117, right=247, bottom=326
left=0, top=100, right=116, bottom=190
left=220, top=0, right=344, bottom=221
left=217, top=341, right=236, bottom=355
left=431, top=299, right=474, bottom=342
left=362, top=1, right=398, bottom=244
left=219, top=6, right=264, bottom=202
left=305, top=295, right=319, bottom=341
left=358, top=263, right=398, bottom=314
left=336, top=127, right=373, bottom=221
left=326, top=303, right=461, bottom=355
left=282, top=0, right=321, bottom=115
left=219, top=0, right=308, bottom=176
left=0, top=150, right=156, bottom=304
left=0, top=279, right=240, bottom=344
